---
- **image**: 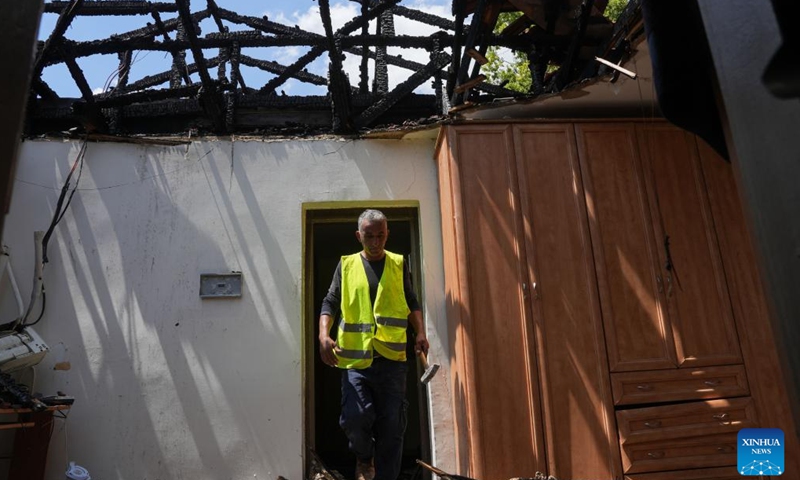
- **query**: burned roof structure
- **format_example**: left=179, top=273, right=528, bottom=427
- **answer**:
left=26, top=0, right=642, bottom=137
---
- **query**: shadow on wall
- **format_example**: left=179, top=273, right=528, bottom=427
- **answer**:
left=21, top=140, right=298, bottom=480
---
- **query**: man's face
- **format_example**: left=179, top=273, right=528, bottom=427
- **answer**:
left=356, top=219, right=389, bottom=260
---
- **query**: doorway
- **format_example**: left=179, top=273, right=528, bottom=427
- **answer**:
left=303, top=204, right=430, bottom=480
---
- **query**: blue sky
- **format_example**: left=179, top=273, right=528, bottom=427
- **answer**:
left=38, top=0, right=453, bottom=98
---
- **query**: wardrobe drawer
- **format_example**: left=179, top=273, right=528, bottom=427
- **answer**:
left=611, top=365, right=749, bottom=405
left=621, top=433, right=737, bottom=473
left=625, top=466, right=741, bottom=479
left=617, top=397, right=757, bottom=445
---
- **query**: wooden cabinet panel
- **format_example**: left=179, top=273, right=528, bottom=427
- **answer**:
left=575, top=124, right=676, bottom=371
left=513, top=124, right=621, bottom=479
left=625, top=466, right=740, bottom=480
left=697, top=139, right=800, bottom=474
left=621, top=433, right=738, bottom=474
left=435, top=129, right=472, bottom=473
left=440, top=125, right=545, bottom=480
left=617, top=398, right=757, bottom=445
left=618, top=398, right=756, bottom=473
left=636, top=126, right=742, bottom=367
left=611, top=365, right=750, bottom=406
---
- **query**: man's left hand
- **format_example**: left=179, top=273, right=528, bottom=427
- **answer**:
left=415, top=332, right=429, bottom=355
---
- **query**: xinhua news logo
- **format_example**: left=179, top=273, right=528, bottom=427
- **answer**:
left=738, top=428, right=784, bottom=476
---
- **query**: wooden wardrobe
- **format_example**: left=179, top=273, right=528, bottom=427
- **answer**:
left=435, top=121, right=797, bottom=480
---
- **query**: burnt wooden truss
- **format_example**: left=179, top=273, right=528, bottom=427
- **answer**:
left=27, top=0, right=641, bottom=136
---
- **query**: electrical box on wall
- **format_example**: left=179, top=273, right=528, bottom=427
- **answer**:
left=199, top=272, right=242, bottom=298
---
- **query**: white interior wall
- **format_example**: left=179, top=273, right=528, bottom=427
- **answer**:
left=1, top=137, right=454, bottom=480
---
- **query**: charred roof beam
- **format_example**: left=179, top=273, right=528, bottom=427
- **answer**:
left=44, top=1, right=178, bottom=15
left=35, top=0, right=84, bottom=80
left=114, top=10, right=210, bottom=43
left=357, top=0, right=457, bottom=31
left=359, top=1, right=370, bottom=93
left=354, top=51, right=451, bottom=129
left=260, top=0, right=401, bottom=94
left=451, top=0, right=487, bottom=106
left=85, top=82, right=228, bottom=108
left=32, top=78, right=60, bottom=102
left=116, top=54, right=224, bottom=93
left=205, top=0, right=227, bottom=32
left=447, top=0, right=466, bottom=99
left=48, top=34, right=325, bottom=63
left=215, top=8, right=319, bottom=41
left=175, top=0, right=225, bottom=131
left=320, top=0, right=353, bottom=132
left=239, top=55, right=358, bottom=92
left=549, top=0, right=595, bottom=91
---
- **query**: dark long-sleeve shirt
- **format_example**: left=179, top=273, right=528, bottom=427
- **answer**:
left=320, top=255, right=421, bottom=319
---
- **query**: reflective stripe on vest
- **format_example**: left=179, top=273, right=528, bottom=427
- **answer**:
left=336, top=250, right=411, bottom=368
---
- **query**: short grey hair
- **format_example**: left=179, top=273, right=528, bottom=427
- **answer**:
left=358, top=209, right=387, bottom=231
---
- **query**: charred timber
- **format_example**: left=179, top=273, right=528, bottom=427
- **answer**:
left=115, top=10, right=209, bottom=43
left=84, top=83, right=224, bottom=109
left=374, top=9, right=394, bottom=94
left=358, top=0, right=456, bottom=31
left=215, top=8, right=319, bottom=41
left=355, top=52, right=450, bottom=129
left=320, top=0, right=353, bottom=132
left=150, top=11, right=173, bottom=42
left=112, top=57, right=222, bottom=94
left=176, top=0, right=225, bottom=131
left=258, top=0, right=400, bottom=93
left=260, top=47, right=325, bottom=93
left=205, top=0, right=226, bottom=33
left=551, top=0, right=595, bottom=91
left=44, top=1, right=178, bottom=15
left=35, top=0, right=84, bottom=79
left=359, top=0, right=370, bottom=93
left=42, top=36, right=326, bottom=64
left=586, top=0, right=641, bottom=78
left=451, top=0, right=486, bottom=106
left=32, top=78, right=60, bottom=101
left=34, top=9, right=211, bottom=61
left=240, top=55, right=328, bottom=87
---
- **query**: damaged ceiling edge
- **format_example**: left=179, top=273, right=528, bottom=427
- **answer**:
left=27, top=0, right=644, bottom=138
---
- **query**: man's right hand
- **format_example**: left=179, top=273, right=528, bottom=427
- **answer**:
left=319, top=335, right=339, bottom=367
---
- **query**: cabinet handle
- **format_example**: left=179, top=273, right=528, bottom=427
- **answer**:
left=647, top=451, right=665, bottom=459
left=656, top=275, right=664, bottom=293
left=636, top=384, right=652, bottom=391
left=533, top=282, right=540, bottom=300
left=644, top=421, right=661, bottom=428
left=704, top=379, right=722, bottom=386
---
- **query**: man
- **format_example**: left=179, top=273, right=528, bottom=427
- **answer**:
left=319, top=209, right=429, bottom=480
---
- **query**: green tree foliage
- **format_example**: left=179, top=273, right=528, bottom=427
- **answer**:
left=483, top=12, right=530, bottom=93
left=481, top=0, right=629, bottom=93
left=604, top=0, right=629, bottom=23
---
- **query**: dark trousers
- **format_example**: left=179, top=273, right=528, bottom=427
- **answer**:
left=340, top=358, right=408, bottom=480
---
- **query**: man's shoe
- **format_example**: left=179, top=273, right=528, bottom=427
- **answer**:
left=355, top=459, right=375, bottom=480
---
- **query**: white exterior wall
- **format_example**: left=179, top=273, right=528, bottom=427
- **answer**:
left=2, top=137, right=455, bottom=480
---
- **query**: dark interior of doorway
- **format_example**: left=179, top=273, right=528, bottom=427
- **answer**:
left=308, top=207, right=429, bottom=480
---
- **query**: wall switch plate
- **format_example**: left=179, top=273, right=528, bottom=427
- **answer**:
left=199, top=272, right=243, bottom=298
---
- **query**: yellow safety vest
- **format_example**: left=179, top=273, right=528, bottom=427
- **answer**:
left=336, top=250, right=411, bottom=369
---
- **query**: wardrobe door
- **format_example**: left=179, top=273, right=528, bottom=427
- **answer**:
left=575, top=123, right=676, bottom=372
left=636, top=125, right=742, bottom=368
left=514, top=124, right=621, bottom=479
left=437, top=125, right=545, bottom=480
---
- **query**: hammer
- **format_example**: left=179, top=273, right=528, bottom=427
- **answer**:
left=418, top=351, right=440, bottom=385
